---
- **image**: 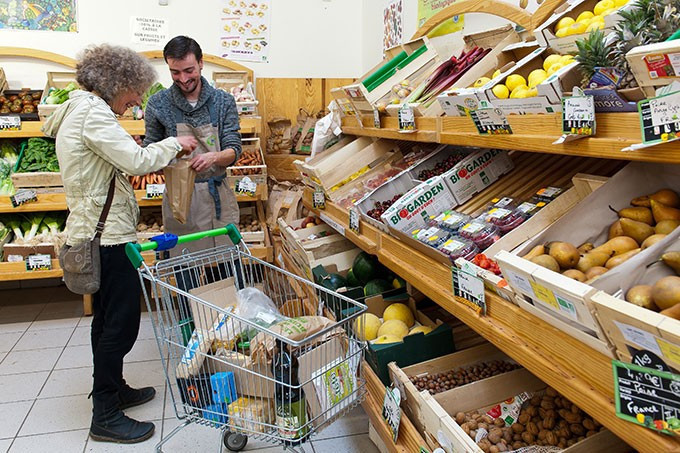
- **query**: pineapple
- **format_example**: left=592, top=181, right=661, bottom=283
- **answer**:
left=575, top=29, right=613, bottom=87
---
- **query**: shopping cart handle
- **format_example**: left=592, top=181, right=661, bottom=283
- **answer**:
left=125, top=224, right=242, bottom=268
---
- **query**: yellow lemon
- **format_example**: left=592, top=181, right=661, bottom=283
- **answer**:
left=505, top=74, right=527, bottom=92
left=510, top=87, right=529, bottom=99
left=594, top=0, right=614, bottom=16
left=586, top=20, right=604, bottom=32
left=547, top=62, right=564, bottom=76
left=555, top=27, right=570, bottom=38
left=526, top=87, right=539, bottom=97
left=559, top=54, right=575, bottom=66
left=601, top=7, right=617, bottom=15
left=473, top=77, right=491, bottom=88
left=543, top=54, right=562, bottom=71
left=492, top=69, right=502, bottom=79
left=614, top=0, right=628, bottom=6
left=565, top=21, right=588, bottom=35
left=555, top=16, right=575, bottom=31
left=492, top=84, right=510, bottom=99
left=576, top=11, right=595, bottom=23
left=528, top=69, right=548, bottom=88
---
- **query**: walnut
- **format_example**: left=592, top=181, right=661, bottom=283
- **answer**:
left=530, top=395, right=542, bottom=406
left=455, top=412, right=466, bottom=424
left=546, top=387, right=558, bottom=397
left=512, top=441, right=524, bottom=450
left=587, top=430, right=598, bottom=437
left=477, top=438, right=492, bottom=453
left=489, top=447, right=499, bottom=453
left=570, top=424, right=586, bottom=436
left=461, top=422, right=471, bottom=435
left=481, top=415, right=494, bottom=424
left=571, top=404, right=580, bottom=414
left=496, top=443, right=508, bottom=452
left=494, top=417, right=506, bottom=427
left=526, top=406, right=538, bottom=417
left=518, top=413, right=530, bottom=425
left=538, top=430, right=548, bottom=440
left=478, top=423, right=489, bottom=431
left=502, top=428, right=513, bottom=443
left=543, top=416, right=556, bottom=430
left=540, top=398, right=555, bottom=410
left=468, top=420, right=479, bottom=430
left=583, top=418, right=596, bottom=431
left=511, top=423, right=524, bottom=434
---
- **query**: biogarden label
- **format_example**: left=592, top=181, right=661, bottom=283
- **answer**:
left=444, top=149, right=514, bottom=204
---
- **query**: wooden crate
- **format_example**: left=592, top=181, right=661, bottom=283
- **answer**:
left=390, top=364, right=630, bottom=453
left=0, top=67, right=9, bottom=92
left=238, top=205, right=265, bottom=244
left=3, top=242, right=58, bottom=261
left=227, top=137, right=267, bottom=190
left=11, top=171, right=63, bottom=189
left=212, top=70, right=258, bottom=115
left=37, top=72, right=78, bottom=119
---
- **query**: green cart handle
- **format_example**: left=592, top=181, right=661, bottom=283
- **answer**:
left=125, top=224, right=242, bottom=268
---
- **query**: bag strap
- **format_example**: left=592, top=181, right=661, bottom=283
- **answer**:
left=94, top=176, right=116, bottom=238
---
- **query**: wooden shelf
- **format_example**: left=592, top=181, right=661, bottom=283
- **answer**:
left=0, top=259, right=62, bottom=281
left=303, top=189, right=680, bottom=453
left=342, top=113, right=680, bottom=164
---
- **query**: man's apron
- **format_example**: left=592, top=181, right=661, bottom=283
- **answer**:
left=162, top=102, right=239, bottom=256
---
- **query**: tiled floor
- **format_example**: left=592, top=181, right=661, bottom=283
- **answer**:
left=0, top=286, right=379, bottom=453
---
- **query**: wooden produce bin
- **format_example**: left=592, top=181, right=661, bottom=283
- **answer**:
left=212, top=70, right=258, bottom=115
left=37, top=72, right=78, bottom=119
left=11, top=171, right=63, bottom=191
left=3, top=242, right=58, bottom=261
left=227, top=137, right=267, bottom=191
left=238, top=204, right=266, bottom=244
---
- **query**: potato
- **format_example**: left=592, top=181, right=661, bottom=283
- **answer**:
left=521, top=432, right=535, bottom=444
left=511, top=423, right=524, bottom=434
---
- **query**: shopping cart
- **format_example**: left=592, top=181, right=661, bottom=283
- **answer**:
left=126, top=225, right=367, bottom=452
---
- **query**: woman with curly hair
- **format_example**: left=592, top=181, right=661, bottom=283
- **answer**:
left=42, top=44, right=197, bottom=444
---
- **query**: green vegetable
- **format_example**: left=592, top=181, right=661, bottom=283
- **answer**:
left=346, top=268, right=361, bottom=288
left=22, top=213, right=45, bottom=242
left=44, top=82, right=78, bottom=105
left=363, top=279, right=392, bottom=297
left=352, top=252, right=380, bottom=285
left=17, top=138, right=59, bottom=173
left=0, top=142, right=18, bottom=167
left=142, top=82, right=165, bottom=110
left=42, top=214, right=65, bottom=235
left=6, top=216, right=23, bottom=243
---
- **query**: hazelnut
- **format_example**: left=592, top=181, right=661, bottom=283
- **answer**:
left=511, top=423, right=524, bottom=434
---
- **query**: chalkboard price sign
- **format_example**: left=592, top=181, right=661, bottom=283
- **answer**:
left=613, top=359, right=680, bottom=435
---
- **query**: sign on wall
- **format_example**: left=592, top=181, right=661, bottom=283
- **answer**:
left=0, top=0, right=77, bottom=32
left=417, top=0, right=464, bottom=38
left=130, top=17, right=169, bottom=47
left=219, top=0, right=271, bottom=63
left=383, top=0, right=402, bottom=51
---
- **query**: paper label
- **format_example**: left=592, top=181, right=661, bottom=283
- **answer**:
left=236, top=177, right=257, bottom=196
left=657, top=339, right=680, bottom=366
left=443, top=239, right=465, bottom=253
left=517, top=202, right=540, bottom=215
left=493, top=197, right=514, bottom=208
left=562, top=95, right=596, bottom=136
left=537, top=186, right=562, bottom=198
left=323, top=361, right=354, bottom=406
left=146, top=183, right=165, bottom=199
left=487, top=208, right=511, bottom=220
left=373, top=109, right=381, bottom=128
left=255, top=311, right=277, bottom=325
left=398, top=104, right=416, bottom=132
left=382, top=386, right=401, bottom=443
left=506, top=270, right=535, bottom=296
left=638, top=91, right=680, bottom=145
left=130, top=16, right=169, bottom=46
left=644, top=53, right=680, bottom=79
left=452, top=267, right=486, bottom=315
left=10, top=189, right=38, bottom=207
left=349, top=207, right=360, bottom=233
left=0, top=116, right=21, bottom=131
left=25, top=254, right=51, bottom=271
left=313, top=189, right=326, bottom=210
left=319, top=212, right=345, bottom=236
left=614, top=321, right=664, bottom=356
left=530, top=281, right=559, bottom=310
left=469, top=107, right=512, bottom=135
left=556, top=295, right=578, bottom=321
left=461, top=222, right=484, bottom=234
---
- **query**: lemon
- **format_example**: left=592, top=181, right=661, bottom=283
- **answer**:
left=492, top=69, right=502, bottom=79
left=559, top=54, right=575, bottom=66
left=601, top=7, right=617, bottom=15
left=547, top=62, right=564, bottom=76
left=586, top=20, right=604, bottom=32
left=528, top=69, right=548, bottom=88
left=526, top=87, right=539, bottom=97
left=555, top=27, right=570, bottom=38
left=505, top=74, right=527, bottom=92
left=492, top=84, right=510, bottom=99
left=576, top=11, right=595, bottom=23
left=555, top=16, right=575, bottom=31
left=614, top=0, right=628, bottom=6
left=594, top=0, right=614, bottom=16
left=543, top=54, right=562, bottom=71
left=474, top=77, right=491, bottom=88
left=510, top=87, right=529, bottom=99
left=565, top=21, right=588, bottom=35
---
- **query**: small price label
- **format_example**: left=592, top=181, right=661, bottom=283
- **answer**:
left=398, top=104, right=416, bottom=133
left=26, top=254, right=52, bottom=271
left=145, top=183, right=165, bottom=199
left=320, top=212, right=345, bottom=236
left=452, top=267, right=486, bottom=315
left=235, top=177, right=257, bottom=196
left=10, top=189, right=38, bottom=207
left=313, top=188, right=326, bottom=210
left=638, top=90, right=680, bottom=145
left=562, top=95, right=596, bottom=136
left=469, top=107, right=512, bottom=135
left=349, top=207, right=360, bottom=233
left=373, top=109, right=381, bottom=129
left=0, top=116, right=21, bottom=131
left=382, top=386, right=401, bottom=443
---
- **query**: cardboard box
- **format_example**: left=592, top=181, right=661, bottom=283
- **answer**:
left=188, top=277, right=238, bottom=332
left=442, top=149, right=514, bottom=205
left=208, top=351, right=276, bottom=399
left=626, top=40, right=680, bottom=97
left=329, top=87, right=360, bottom=117
left=355, top=170, right=420, bottom=232
left=212, top=70, right=258, bottom=115
left=227, top=397, right=275, bottom=433
left=3, top=243, right=57, bottom=261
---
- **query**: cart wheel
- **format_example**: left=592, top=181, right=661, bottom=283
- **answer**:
left=223, top=431, right=248, bottom=452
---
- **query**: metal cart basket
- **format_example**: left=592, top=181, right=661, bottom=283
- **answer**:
left=126, top=225, right=367, bottom=452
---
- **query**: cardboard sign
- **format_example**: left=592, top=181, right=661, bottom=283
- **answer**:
left=382, top=386, right=401, bottom=443
left=469, top=107, right=512, bottom=135
left=146, top=183, right=165, bottom=199
left=236, top=177, right=257, bottom=197
left=398, top=104, right=416, bottom=133
left=349, top=207, right=360, bottom=234
left=452, top=267, right=486, bottom=315
left=0, top=116, right=20, bottom=131
left=313, top=188, right=326, bottom=210
left=613, top=359, right=680, bottom=435
left=638, top=90, right=680, bottom=145
left=562, top=95, right=596, bottom=136
left=25, top=254, right=51, bottom=271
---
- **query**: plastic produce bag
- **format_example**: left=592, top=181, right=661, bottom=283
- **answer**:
left=236, top=287, right=287, bottom=328
left=164, top=158, right=196, bottom=224
left=310, top=101, right=343, bottom=159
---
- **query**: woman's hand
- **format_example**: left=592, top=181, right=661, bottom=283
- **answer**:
left=175, top=136, right=198, bottom=158
left=190, top=152, right=218, bottom=173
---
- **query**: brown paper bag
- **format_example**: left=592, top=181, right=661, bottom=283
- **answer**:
left=164, top=159, right=196, bottom=224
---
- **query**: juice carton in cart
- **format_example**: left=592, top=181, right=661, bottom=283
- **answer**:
left=443, top=149, right=514, bottom=205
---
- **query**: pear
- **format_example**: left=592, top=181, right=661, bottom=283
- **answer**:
left=625, top=285, right=657, bottom=310
left=547, top=241, right=580, bottom=269
left=660, top=303, right=680, bottom=320
left=641, top=234, right=667, bottom=249
left=562, top=269, right=586, bottom=282
left=585, top=266, right=608, bottom=280
left=605, top=248, right=641, bottom=269
left=590, top=236, right=639, bottom=257
left=661, top=251, right=680, bottom=275
left=577, top=242, right=594, bottom=254
left=651, top=200, right=680, bottom=223
left=522, top=244, right=545, bottom=260
left=610, top=205, right=653, bottom=225
left=608, top=220, right=624, bottom=240
left=530, top=254, right=560, bottom=273
left=632, top=189, right=680, bottom=208
left=619, top=218, right=655, bottom=245
left=655, top=219, right=680, bottom=234
left=576, top=252, right=612, bottom=273
left=652, top=276, right=680, bottom=310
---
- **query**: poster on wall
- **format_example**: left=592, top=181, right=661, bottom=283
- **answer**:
left=417, top=0, right=464, bottom=38
left=130, top=17, right=169, bottom=47
left=0, top=0, right=77, bottom=32
left=219, top=0, right=271, bottom=63
left=383, top=0, right=402, bottom=52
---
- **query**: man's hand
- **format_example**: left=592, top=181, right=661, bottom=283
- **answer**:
left=191, top=152, right=218, bottom=173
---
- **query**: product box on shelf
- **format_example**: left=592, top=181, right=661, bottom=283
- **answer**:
left=626, top=40, right=680, bottom=98
left=3, top=243, right=57, bottom=261
left=11, top=171, right=63, bottom=190
left=407, top=145, right=470, bottom=183
left=343, top=36, right=443, bottom=113
left=384, top=26, right=521, bottom=118
left=329, top=87, right=360, bottom=117
left=356, top=170, right=419, bottom=232
left=226, top=137, right=267, bottom=190
left=212, top=71, right=258, bottom=115
left=37, top=72, right=78, bottom=119
left=589, top=227, right=680, bottom=372
left=534, top=0, right=633, bottom=54
left=442, top=149, right=514, bottom=205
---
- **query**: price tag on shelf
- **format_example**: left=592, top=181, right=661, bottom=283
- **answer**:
left=25, top=254, right=52, bottom=271
left=398, top=104, right=416, bottom=133
left=313, top=188, right=326, bottom=210
left=235, top=177, right=257, bottom=197
left=320, top=212, right=345, bottom=236
left=348, top=207, right=360, bottom=234
left=145, top=183, right=165, bottom=199
left=10, top=189, right=38, bottom=207
left=382, top=386, right=401, bottom=443
left=638, top=90, right=680, bottom=145
left=562, top=94, right=596, bottom=136
left=0, top=116, right=21, bottom=131
left=468, top=106, right=512, bottom=135
left=373, top=109, right=381, bottom=129
left=451, top=267, right=486, bottom=315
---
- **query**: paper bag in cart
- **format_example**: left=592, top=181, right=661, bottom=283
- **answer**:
left=164, top=158, right=196, bottom=224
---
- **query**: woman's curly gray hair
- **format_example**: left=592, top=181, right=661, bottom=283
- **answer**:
left=76, top=44, right=156, bottom=104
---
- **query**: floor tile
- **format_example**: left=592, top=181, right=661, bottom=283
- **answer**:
left=0, top=303, right=45, bottom=317
left=0, top=321, right=31, bottom=335
left=28, top=313, right=80, bottom=331
left=0, top=348, right=62, bottom=375
left=313, top=433, right=379, bottom=453
left=137, top=321, right=157, bottom=340
left=41, top=300, right=84, bottom=317
left=125, top=339, right=162, bottom=363
left=0, top=439, right=10, bottom=452
left=0, top=371, right=49, bottom=403
left=78, top=316, right=93, bottom=328
left=19, top=394, right=92, bottom=436
left=67, top=326, right=91, bottom=347
left=0, top=401, right=33, bottom=439
left=55, top=345, right=92, bottom=370
left=151, top=418, right=221, bottom=452
left=12, top=327, right=74, bottom=352
left=313, top=405, right=369, bottom=440
left=9, top=429, right=89, bottom=453
left=39, top=367, right=92, bottom=399
left=0, top=332, right=23, bottom=354
left=122, top=360, right=167, bottom=388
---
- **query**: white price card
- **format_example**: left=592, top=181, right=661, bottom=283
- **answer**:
left=373, top=109, right=381, bottom=129
left=0, top=116, right=21, bottom=131
left=349, top=207, right=360, bottom=233
left=398, top=104, right=416, bottom=133
left=452, top=267, right=486, bottom=315
left=26, top=254, right=52, bottom=271
left=145, top=183, right=165, bottom=199
left=562, top=95, right=596, bottom=136
left=235, top=177, right=257, bottom=196
left=10, top=189, right=38, bottom=207
left=469, top=107, right=512, bottom=135
left=313, top=188, right=326, bottom=210
left=382, top=386, right=401, bottom=443
left=320, top=212, right=345, bottom=236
